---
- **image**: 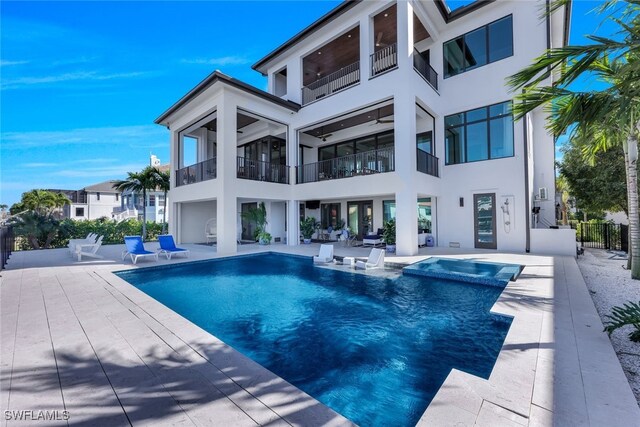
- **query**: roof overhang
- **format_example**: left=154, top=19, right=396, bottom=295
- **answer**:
left=154, top=71, right=300, bottom=126
left=433, top=0, right=496, bottom=23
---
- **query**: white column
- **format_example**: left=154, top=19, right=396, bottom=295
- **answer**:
left=216, top=92, right=238, bottom=255
left=289, top=59, right=302, bottom=104
left=287, top=200, right=300, bottom=246
left=397, top=0, right=414, bottom=70
left=171, top=202, right=180, bottom=242
left=359, top=14, right=371, bottom=81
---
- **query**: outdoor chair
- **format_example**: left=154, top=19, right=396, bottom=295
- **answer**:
left=122, top=236, right=158, bottom=264
left=313, top=244, right=334, bottom=264
left=157, top=235, right=189, bottom=260
left=68, top=233, right=97, bottom=255
left=355, top=248, right=385, bottom=270
left=75, top=235, right=104, bottom=261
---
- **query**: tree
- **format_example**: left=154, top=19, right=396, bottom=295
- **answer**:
left=555, top=176, right=571, bottom=225
left=149, top=167, right=170, bottom=234
left=558, top=138, right=629, bottom=218
left=508, top=0, right=640, bottom=279
left=15, top=189, right=70, bottom=215
left=113, top=167, right=156, bottom=240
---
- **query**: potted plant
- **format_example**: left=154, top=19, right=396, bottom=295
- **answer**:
left=257, top=231, right=272, bottom=245
left=383, top=218, right=396, bottom=253
left=418, top=216, right=430, bottom=233
left=300, top=217, right=317, bottom=244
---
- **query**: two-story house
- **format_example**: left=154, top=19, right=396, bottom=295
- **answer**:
left=50, top=181, right=122, bottom=220
left=155, top=0, right=572, bottom=256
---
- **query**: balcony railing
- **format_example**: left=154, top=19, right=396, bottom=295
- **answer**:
left=417, top=149, right=439, bottom=177
left=371, top=43, right=398, bottom=77
left=413, top=49, right=438, bottom=91
left=301, top=61, right=360, bottom=105
left=297, top=147, right=395, bottom=184
left=175, top=157, right=216, bottom=187
left=237, top=157, right=290, bottom=184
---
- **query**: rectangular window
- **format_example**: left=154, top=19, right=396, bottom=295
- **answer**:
left=149, top=195, right=156, bottom=207
left=75, top=207, right=84, bottom=217
left=320, top=203, right=341, bottom=229
left=383, top=200, right=396, bottom=223
left=445, top=101, right=513, bottom=165
left=115, top=193, right=119, bottom=201
left=416, top=131, right=433, bottom=154
left=443, top=15, right=513, bottom=78
left=317, top=130, right=394, bottom=161
left=96, top=192, right=101, bottom=201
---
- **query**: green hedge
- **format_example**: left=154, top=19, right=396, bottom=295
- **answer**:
left=17, top=218, right=165, bottom=250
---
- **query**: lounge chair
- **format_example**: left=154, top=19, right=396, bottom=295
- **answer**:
left=363, top=228, right=384, bottom=248
left=158, top=234, right=189, bottom=260
left=68, top=233, right=97, bottom=255
left=122, top=236, right=158, bottom=264
left=75, top=235, right=104, bottom=261
left=355, top=248, right=385, bottom=270
left=313, top=244, right=334, bottom=264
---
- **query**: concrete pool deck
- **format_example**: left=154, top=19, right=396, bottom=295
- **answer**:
left=1, top=243, right=639, bottom=426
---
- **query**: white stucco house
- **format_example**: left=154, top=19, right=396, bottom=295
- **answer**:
left=51, top=181, right=122, bottom=221
left=155, top=0, right=573, bottom=256
left=116, top=156, right=171, bottom=224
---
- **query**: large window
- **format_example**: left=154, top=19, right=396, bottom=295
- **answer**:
left=382, top=199, right=431, bottom=231
left=443, top=15, right=513, bottom=78
left=445, top=101, right=513, bottom=165
left=321, top=203, right=341, bottom=229
left=317, top=130, right=394, bottom=161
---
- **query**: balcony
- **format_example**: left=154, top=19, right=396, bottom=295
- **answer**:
left=175, top=158, right=216, bottom=187
left=413, top=49, right=438, bottom=91
left=237, top=157, right=290, bottom=184
left=301, top=61, right=360, bottom=105
left=370, top=43, right=397, bottom=77
left=297, top=147, right=395, bottom=184
left=417, top=150, right=439, bottom=177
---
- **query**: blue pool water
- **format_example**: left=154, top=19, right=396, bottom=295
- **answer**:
left=404, top=257, right=523, bottom=287
left=117, top=253, right=511, bottom=427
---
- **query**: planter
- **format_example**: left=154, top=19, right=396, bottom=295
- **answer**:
left=259, top=239, right=270, bottom=245
left=303, top=238, right=312, bottom=244
left=386, top=244, right=396, bottom=253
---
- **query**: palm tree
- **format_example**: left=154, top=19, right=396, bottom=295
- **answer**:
left=113, top=168, right=156, bottom=240
left=508, top=0, right=640, bottom=279
left=556, top=176, right=571, bottom=226
left=149, top=167, right=170, bottom=234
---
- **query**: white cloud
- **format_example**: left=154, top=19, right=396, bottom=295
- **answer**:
left=0, top=60, right=29, bottom=67
left=20, top=158, right=119, bottom=168
left=1, top=70, right=152, bottom=90
left=52, top=163, right=147, bottom=178
left=2, top=125, right=168, bottom=149
left=181, top=56, right=250, bottom=66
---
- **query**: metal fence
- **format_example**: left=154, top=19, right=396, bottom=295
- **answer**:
left=416, top=149, right=439, bottom=177
left=301, top=61, right=360, bottom=105
left=175, top=157, right=216, bottom=187
left=237, top=157, right=290, bottom=184
left=371, top=43, right=398, bottom=77
left=578, top=222, right=629, bottom=252
left=296, top=147, right=395, bottom=184
left=1, top=225, right=15, bottom=270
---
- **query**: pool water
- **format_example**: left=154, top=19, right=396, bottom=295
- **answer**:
left=117, top=253, right=511, bottom=427
left=404, top=257, right=523, bottom=287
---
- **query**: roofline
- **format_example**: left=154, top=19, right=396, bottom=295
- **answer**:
left=433, top=0, right=496, bottom=24
left=154, top=71, right=300, bottom=126
left=251, top=0, right=361, bottom=75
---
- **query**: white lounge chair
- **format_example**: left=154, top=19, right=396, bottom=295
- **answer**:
left=75, top=235, right=104, bottom=261
left=355, top=248, right=385, bottom=270
left=68, top=233, right=97, bottom=255
left=313, top=244, right=334, bottom=264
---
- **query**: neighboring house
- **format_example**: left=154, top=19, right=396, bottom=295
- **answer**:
left=117, top=156, right=171, bottom=224
left=51, top=181, right=122, bottom=220
left=154, top=0, right=572, bottom=256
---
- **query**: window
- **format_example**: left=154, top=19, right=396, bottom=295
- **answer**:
left=273, top=67, right=287, bottom=97
left=417, top=131, right=433, bottom=154
left=149, top=195, right=156, bottom=207
left=96, top=192, right=101, bottom=201
left=443, top=15, right=513, bottom=78
left=382, top=199, right=431, bottom=231
left=383, top=200, right=396, bottom=223
left=445, top=101, right=513, bottom=165
left=115, top=193, right=119, bottom=201
left=320, top=203, right=341, bottom=229
left=316, top=130, right=394, bottom=161
left=75, top=207, right=84, bottom=217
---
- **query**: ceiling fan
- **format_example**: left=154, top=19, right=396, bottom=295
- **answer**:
left=314, top=127, right=332, bottom=142
left=371, top=108, right=394, bottom=125
left=375, top=32, right=388, bottom=47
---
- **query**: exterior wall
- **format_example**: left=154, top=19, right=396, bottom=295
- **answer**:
left=179, top=200, right=216, bottom=243
left=160, top=0, right=568, bottom=256
left=530, top=228, right=577, bottom=257
left=85, top=192, right=120, bottom=220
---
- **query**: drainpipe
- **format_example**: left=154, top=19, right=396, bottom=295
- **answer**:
left=523, top=105, right=531, bottom=253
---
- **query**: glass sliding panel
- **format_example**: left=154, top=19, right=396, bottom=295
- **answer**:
left=348, top=203, right=359, bottom=238
left=445, top=127, right=465, bottom=165
left=490, top=116, right=514, bottom=159
left=319, top=146, right=335, bottom=161
left=466, top=122, right=489, bottom=162
left=356, top=136, right=376, bottom=153
left=383, top=200, right=396, bottom=223
left=489, top=16, right=513, bottom=62
left=464, top=27, right=487, bottom=70
left=321, top=203, right=341, bottom=229
left=376, top=131, right=394, bottom=149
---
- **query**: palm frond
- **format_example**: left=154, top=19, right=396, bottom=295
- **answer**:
left=603, top=301, right=640, bottom=342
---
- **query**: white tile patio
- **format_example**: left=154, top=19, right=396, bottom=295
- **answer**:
left=1, top=243, right=639, bottom=426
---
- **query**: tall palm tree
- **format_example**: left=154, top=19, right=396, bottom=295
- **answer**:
left=113, top=168, right=156, bottom=240
left=149, top=167, right=170, bottom=234
left=508, top=0, right=640, bottom=279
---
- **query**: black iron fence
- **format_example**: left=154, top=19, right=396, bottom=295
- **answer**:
left=301, top=61, right=360, bottom=105
left=296, top=147, right=395, bottom=184
left=175, top=158, right=216, bottom=187
left=371, top=43, right=398, bottom=77
left=417, top=149, right=439, bottom=177
left=413, top=49, right=438, bottom=91
left=1, top=225, right=15, bottom=270
left=578, top=222, right=629, bottom=252
left=237, top=157, right=290, bottom=184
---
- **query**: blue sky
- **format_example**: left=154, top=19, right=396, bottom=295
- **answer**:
left=0, top=1, right=618, bottom=206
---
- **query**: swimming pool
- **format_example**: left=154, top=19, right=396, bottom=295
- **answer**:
left=117, top=253, right=511, bottom=427
left=404, top=257, right=523, bottom=287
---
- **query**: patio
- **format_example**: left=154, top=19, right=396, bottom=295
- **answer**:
left=1, top=244, right=639, bottom=426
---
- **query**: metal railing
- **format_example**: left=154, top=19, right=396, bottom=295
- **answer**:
left=237, top=157, right=290, bottom=184
left=301, top=61, right=360, bottom=105
left=413, top=49, right=438, bottom=91
left=417, top=150, right=439, bottom=177
left=371, top=43, right=398, bottom=77
left=579, top=222, right=628, bottom=252
left=297, top=147, right=395, bottom=184
left=175, top=157, right=217, bottom=187
left=1, top=225, right=15, bottom=270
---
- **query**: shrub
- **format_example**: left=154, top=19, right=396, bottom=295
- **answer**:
left=603, top=301, right=640, bottom=342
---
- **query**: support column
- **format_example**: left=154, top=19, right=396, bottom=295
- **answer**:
left=287, top=200, right=300, bottom=246
left=359, top=13, right=371, bottom=81
left=397, top=0, right=414, bottom=71
left=216, top=92, right=238, bottom=255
